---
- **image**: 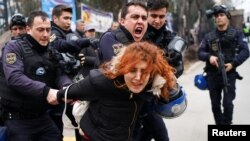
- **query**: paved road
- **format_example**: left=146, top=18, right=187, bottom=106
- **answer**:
left=164, top=58, right=250, bottom=141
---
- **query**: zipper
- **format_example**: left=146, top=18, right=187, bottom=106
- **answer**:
left=127, top=99, right=137, bottom=141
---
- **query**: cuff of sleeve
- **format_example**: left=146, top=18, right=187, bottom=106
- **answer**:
left=231, top=61, right=238, bottom=68
left=57, top=89, right=65, bottom=103
left=43, top=86, right=50, bottom=98
left=207, top=55, right=211, bottom=62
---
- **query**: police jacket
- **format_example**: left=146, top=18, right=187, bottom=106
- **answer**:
left=99, top=25, right=135, bottom=62
left=198, top=26, right=249, bottom=73
left=57, top=69, right=153, bottom=141
left=78, top=43, right=100, bottom=77
left=144, top=24, right=184, bottom=77
left=50, top=22, right=90, bottom=53
left=1, top=34, right=72, bottom=113
left=144, top=24, right=174, bottom=50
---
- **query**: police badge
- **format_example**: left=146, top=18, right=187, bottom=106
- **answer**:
left=112, top=43, right=124, bottom=55
left=50, top=34, right=56, bottom=42
left=211, top=42, right=218, bottom=51
left=6, top=53, right=16, bottom=64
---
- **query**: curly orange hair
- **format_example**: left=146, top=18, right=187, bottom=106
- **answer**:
left=101, top=41, right=176, bottom=99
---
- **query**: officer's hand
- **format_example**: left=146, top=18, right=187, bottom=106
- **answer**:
left=78, top=53, right=85, bottom=66
left=225, top=63, right=233, bottom=72
left=47, top=88, right=59, bottom=105
left=209, top=56, right=219, bottom=67
left=89, top=38, right=99, bottom=50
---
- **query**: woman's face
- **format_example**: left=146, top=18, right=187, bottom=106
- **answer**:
left=124, top=61, right=150, bottom=94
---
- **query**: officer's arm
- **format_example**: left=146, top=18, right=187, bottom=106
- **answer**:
left=51, top=38, right=91, bottom=54
left=231, top=32, right=250, bottom=68
left=99, top=32, right=119, bottom=62
left=55, top=68, right=72, bottom=88
left=2, top=41, right=47, bottom=99
left=198, top=38, right=210, bottom=62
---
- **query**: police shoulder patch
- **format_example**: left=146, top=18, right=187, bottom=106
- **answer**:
left=112, top=43, right=124, bottom=55
left=50, top=34, right=57, bottom=42
left=6, top=53, right=16, bottom=64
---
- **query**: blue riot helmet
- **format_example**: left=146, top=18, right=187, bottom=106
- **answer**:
left=194, top=73, right=208, bottom=90
left=155, top=84, right=187, bottom=118
left=167, top=36, right=187, bottom=54
left=167, top=36, right=187, bottom=78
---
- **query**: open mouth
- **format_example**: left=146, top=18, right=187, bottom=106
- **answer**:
left=135, top=27, right=143, bottom=37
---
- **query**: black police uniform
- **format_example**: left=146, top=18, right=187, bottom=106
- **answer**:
left=99, top=25, right=135, bottom=62
left=198, top=26, right=249, bottom=124
left=51, top=21, right=89, bottom=141
left=0, top=34, right=72, bottom=141
left=50, top=22, right=90, bottom=53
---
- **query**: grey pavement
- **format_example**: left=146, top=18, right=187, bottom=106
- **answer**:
left=164, top=57, right=250, bottom=141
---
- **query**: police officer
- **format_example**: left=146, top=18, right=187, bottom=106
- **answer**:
left=9, top=13, right=27, bottom=38
left=198, top=5, right=249, bottom=125
left=0, top=10, right=72, bottom=141
left=50, top=4, right=92, bottom=141
left=135, top=0, right=186, bottom=140
left=99, top=1, right=148, bottom=62
left=50, top=4, right=91, bottom=53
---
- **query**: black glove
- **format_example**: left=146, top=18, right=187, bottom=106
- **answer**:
left=78, top=53, right=85, bottom=66
left=89, top=38, right=99, bottom=50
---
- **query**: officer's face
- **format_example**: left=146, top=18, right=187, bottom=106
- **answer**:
left=26, top=16, right=51, bottom=46
left=214, top=13, right=229, bottom=30
left=53, top=11, right=72, bottom=31
left=11, top=25, right=26, bottom=37
left=120, top=5, right=148, bottom=42
left=148, top=8, right=167, bottom=30
left=124, top=61, right=150, bottom=94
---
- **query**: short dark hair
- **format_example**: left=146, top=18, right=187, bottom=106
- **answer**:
left=52, top=4, right=72, bottom=17
left=120, top=1, right=147, bottom=19
left=147, top=0, right=169, bottom=10
left=26, top=11, right=49, bottom=27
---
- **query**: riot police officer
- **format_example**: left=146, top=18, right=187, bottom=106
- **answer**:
left=0, top=11, right=72, bottom=141
left=9, top=13, right=27, bottom=38
left=134, top=0, right=187, bottom=141
left=50, top=4, right=94, bottom=141
left=198, top=5, right=249, bottom=125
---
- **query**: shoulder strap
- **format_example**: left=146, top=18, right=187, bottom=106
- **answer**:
left=15, top=37, right=34, bottom=58
left=112, top=29, right=130, bottom=45
left=225, top=27, right=237, bottom=40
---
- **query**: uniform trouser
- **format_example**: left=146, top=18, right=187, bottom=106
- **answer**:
left=4, top=113, right=61, bottom=141
left=207, top=72, right=237, bottom=125
left=133, top=99, right=169, bottom=141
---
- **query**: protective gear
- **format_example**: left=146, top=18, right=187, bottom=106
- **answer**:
left=0, top=37, right=57, bottom=112
left=155, top=84, right=187, bottom=118
left=10, top=13, right=26, bottom=29
left=194, top=73, right=208, bottom=90
left=167, top=36, right=187, bottom=78
left=168, top=36, right=187, bottom=54
left=206, top=5, right=231, bottom=19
